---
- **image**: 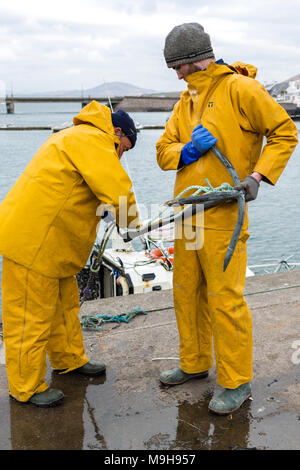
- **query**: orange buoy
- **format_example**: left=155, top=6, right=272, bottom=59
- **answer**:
left=147, top=247, right=174, bottom=264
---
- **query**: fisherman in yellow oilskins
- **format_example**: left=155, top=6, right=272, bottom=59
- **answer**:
left=156, top=23, right=298, bottom=414
left=0, top=101, right=140, bottom=407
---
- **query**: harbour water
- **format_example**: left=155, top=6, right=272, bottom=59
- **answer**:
left=0, top=102, right=299, bottom=308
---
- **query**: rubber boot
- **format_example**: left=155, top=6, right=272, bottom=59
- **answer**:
left=74, top=360, right=106, bottom=376
left=28, top=388, right=64, bottom=408
left=208, top=382, right=251, bottom=415
left=159, top=368, right=209, bottom=385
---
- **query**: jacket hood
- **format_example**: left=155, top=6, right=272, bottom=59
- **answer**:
left=73, top=100, right=115, bottom=135
left=185, top=60, right=257, bottom=90
left=229, top=61, right=257, bottom=79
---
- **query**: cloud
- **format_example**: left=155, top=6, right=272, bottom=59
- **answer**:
left=0, top=0, right=299, bottom=92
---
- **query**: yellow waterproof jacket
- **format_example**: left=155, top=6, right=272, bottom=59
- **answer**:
left=0, top=101, right=139, bottom=278
left=156, top=61, right=298, bottom=230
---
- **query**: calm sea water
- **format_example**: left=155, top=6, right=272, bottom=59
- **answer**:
left=0, top=102, right=299, bottom=309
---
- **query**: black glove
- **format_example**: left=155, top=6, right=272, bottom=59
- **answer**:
left=237, top=175, right=260, bottom=202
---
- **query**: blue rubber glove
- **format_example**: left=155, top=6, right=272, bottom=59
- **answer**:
left=181, top=141, right=202, bottom=165
left=191, top=124, right=218, bottom=154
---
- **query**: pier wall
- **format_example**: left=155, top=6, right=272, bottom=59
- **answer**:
left=115, top=96, right=179, bottom=112
left=4, top=95, right=180, bottom=114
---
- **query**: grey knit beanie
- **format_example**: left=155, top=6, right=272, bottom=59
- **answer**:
left=164, top=23, right=214, bottom=68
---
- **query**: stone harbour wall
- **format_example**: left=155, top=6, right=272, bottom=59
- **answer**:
left=115, top=96, right=180, bottom=112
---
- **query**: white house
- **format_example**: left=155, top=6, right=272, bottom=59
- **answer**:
left=276, top=80, right=300, bottom=106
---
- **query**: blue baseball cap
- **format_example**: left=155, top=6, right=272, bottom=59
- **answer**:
left=111, top=109, right=137, bottom=148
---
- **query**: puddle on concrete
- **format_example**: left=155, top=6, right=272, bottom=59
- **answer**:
left=0, top=367, right=299, bottom=450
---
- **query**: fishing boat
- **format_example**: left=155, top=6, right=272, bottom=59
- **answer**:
left=77, top=224, right=256, bottom=301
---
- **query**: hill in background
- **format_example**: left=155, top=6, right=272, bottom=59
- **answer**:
left=22, top=81, right=157, bottom=97
left=16, top=72, right=300, bottom=99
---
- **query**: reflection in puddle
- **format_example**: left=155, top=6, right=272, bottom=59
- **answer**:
left=0, top=368, right=299, bottom=450
left=8, top=370, right=107, bottom=450
left=6, top=369, right=252, bottom=450
left=173, top=393, right=252, bottom=450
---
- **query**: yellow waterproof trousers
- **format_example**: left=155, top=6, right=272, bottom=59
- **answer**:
left=1, top=258, right=89, bottom=402
left=173, top=226, right=252, bottom=389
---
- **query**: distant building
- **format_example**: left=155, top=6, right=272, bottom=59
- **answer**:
left=279, top=80, right=300, bottom=106
left=268, top=74, right=300, bottom=107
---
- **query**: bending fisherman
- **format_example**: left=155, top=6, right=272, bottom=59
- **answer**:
left=0, top=102, right=140, bottom=407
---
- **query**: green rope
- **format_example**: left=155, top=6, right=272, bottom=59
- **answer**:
left=80, top=306, right=147, bottom=332
left=153, top=179, right=235, bottom=223
left=176, top=179, right=234, bottom=197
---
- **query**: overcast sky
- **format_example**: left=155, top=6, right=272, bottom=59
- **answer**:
left=1, top=0, right=300, bottom=95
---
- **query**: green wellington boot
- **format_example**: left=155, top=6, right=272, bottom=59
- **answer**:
left=208, top=383, right=251, bottom=415
left=159, top=367, right=209, bottom=385
left=28, top=388, right=64, bottom=408
left=74, top=360, right=106, bottom=376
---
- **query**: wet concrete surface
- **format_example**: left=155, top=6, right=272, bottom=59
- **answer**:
left=0, top=270, right=300, bottom=450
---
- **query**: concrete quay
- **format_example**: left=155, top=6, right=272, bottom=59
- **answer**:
left=0, top=270, right=299, bottom=450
